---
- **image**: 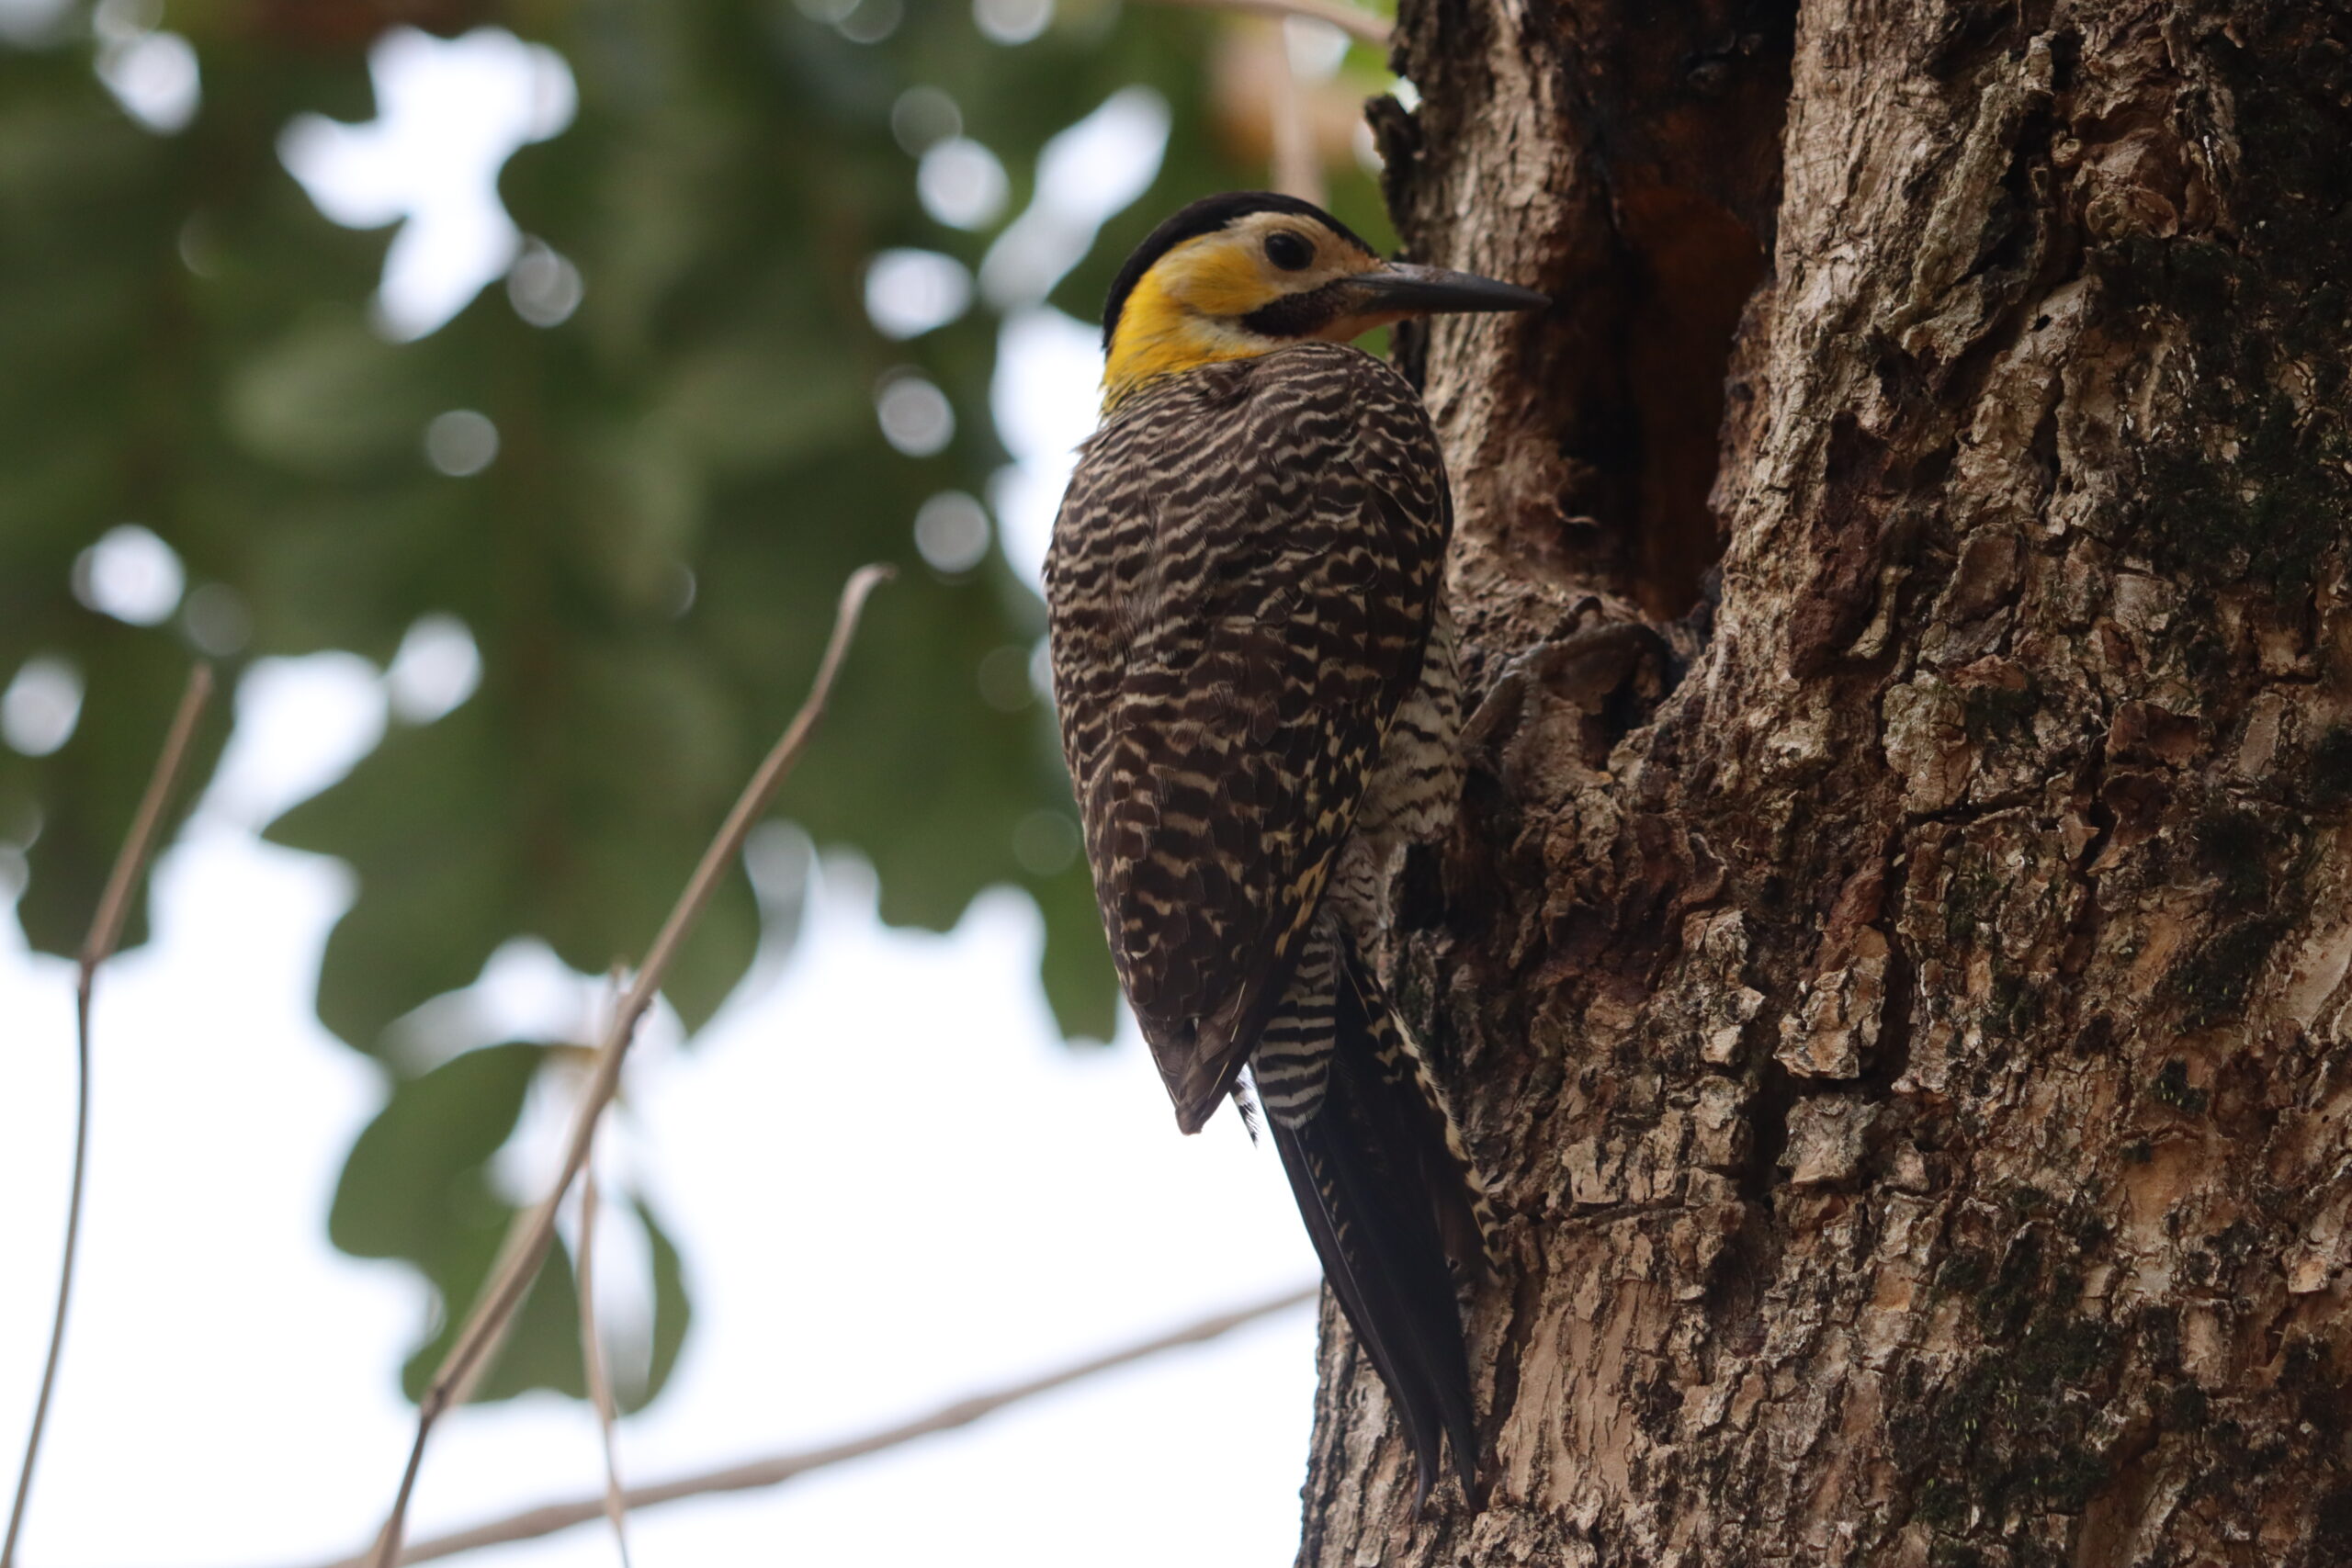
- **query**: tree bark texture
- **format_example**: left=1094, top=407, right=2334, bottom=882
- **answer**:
left=1306, top=2, right=2352, bottom=1562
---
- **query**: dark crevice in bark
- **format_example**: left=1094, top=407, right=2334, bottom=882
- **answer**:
left=1926, top=0, right=2056, bottom=81
left=1566, top=0, right=1797, bottom=620
left=1790, top=415, right=1896, bottom=673
left=1483, top=1252, right=1547, bottom=1461
left=1868, top=837, right=1921, bottom=1096
left=1390, top=0, right=1799, bottom=619
left=1737, top=1056, right=1800, bottom=1206
left=1708, top=1078, right=1790, bottom=1357
left=1612, top=182, right=1770, bottom=618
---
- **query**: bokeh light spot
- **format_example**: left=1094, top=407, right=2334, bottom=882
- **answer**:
left=96, top=28, right=199, bottom=134
left=1012, top=810, right=1080, bottom=875
left=0, top=0, right=72, bottom=45
left=176, top=211, right=220, bottom=276
left=183, top=583, right=253, bottom=658
left=74, top=524, right=185, bottom=626
left=836, top=0, right=901, bottom=42
left=2, top=657, right=84, bottom=757
left=1283, top=15, right=1350, bottom=78
left=975, top=0, right=1052, bottom=45
left=890, top=86, right=961, bottom=155
left=507, top=239, right=583, bottom=327
left=386, top=614, right=482, bottom=725
left=913, top=491, right=992, bottom=574
left=424, top=410, right=500, bottom=476
left=866, top=249, right=974, bottom=340
left=92, top=0, right=157, bottom=31
left=876, top=374, right=955, bottom=457
left=918, top=138, right=1009, bottom=231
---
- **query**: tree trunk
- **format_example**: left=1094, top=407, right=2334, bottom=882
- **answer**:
left=1303, top=2, right=2352, bottom=1562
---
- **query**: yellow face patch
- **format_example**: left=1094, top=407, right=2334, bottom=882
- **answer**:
left=1102, top=264, right=1264, bottom=402
left=1155, top=235, right=1294, bottom=317
left=1102, top=212, right=1379, bottom=410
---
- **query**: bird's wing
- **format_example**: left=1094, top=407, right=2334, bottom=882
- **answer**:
left=1046, top=345, right=1450, bottom=1132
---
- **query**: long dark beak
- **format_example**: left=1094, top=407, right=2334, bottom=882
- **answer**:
left=1343, top=260, right=1550, bottom=315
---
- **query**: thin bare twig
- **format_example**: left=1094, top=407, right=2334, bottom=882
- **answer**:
left=364, top=566, right=892, bottom=1568
left=577, top=967, right=632, bottom=1566
left=437, top=1201, right=538, bottom=1416
left=2, top=663, right=214, bottom=1568
left=1140, top=0, right=1390, bottom=48
left=292, top=1283, right=1316, bottom=1568
left=1268, top=5, right=1325, bottom=205
left=576, top=1146, right=632, bottom=1567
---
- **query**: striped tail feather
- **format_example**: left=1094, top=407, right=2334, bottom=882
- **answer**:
left=1267, top=939, right=1485, bottom=1502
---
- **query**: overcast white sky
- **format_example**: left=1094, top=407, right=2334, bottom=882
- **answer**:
left=0, top=20, right=1327, bottom=1567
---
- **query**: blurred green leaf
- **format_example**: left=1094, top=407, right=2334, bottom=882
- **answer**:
left=330, top=1043, right=539, bottom=1256
left=326, top=1043, right=584, bottom=1401
left=329, top=1042, right=695, bottom=1405
left=637, top=1195, right=693, bottom=1409
left=0, top=0, right=1358, bottom=1409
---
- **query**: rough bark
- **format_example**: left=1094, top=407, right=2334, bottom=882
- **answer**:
left=1306, top=2, right=2352, bottom=1562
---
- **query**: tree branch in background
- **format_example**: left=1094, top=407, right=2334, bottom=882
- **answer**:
left=296, top=1283, right=1315, bottom=1568
left=363, top=566, right=893, bottom=1568
left=1267, top=4, right=1325, bottom=206
left=578, top=969, right=632, bottom=1567
left=1138, top=0, right=1390, bottom=48
left=575, top=1158, right=632, bottom=1568
left=2, top=664, right=216, bottom=1568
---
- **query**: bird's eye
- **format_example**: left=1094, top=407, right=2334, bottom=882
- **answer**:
left=1263, top=231, right=1314, bottom=271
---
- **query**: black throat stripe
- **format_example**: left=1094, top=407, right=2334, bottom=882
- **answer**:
left=1239, top=281, right=1353, bottom=339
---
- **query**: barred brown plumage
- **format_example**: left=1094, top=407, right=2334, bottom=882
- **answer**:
left=1043, top=192, right=1544, bottom=1505
left=1051, top=342, right=1443, bottom=1118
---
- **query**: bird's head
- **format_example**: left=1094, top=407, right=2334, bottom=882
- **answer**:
left=1099, top=191, right=1548, bottom=410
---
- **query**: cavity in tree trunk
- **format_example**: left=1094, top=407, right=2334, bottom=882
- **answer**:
left=1302, top=2, right=2352, bottom=1562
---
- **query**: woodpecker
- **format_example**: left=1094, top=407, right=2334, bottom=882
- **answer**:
left=1043, top=191, right=1546, bottom=1498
